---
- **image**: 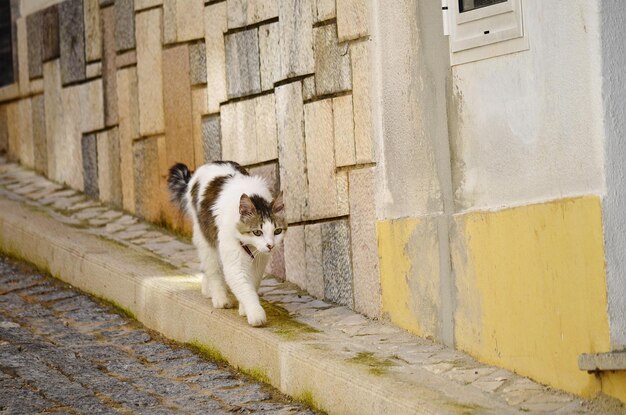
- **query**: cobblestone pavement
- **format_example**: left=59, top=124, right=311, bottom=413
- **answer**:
left=0, top=255, right=317, bottom=415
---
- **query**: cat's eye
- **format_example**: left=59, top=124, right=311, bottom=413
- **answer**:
left=274, top=228, right=283, bottom=235
left=252, top=230, right=263, bottom=236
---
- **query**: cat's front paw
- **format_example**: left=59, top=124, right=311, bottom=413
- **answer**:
left=246, top=305, right=267, bottom=327
left=238, top=303, right=246, bottom=317
left=212, top=295, right=235, bottom=309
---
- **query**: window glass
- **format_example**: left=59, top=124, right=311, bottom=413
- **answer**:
left=0, top=0, right=15, bottom=87
left=459, top=0, right=507, bottom=13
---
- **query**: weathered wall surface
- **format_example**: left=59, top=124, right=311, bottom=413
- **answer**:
left=0, top=0, right=382, bottom=319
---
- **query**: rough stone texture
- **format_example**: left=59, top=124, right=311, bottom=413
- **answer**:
left=278, top=0, right=314, bottom=80
left=189, top=41, right=207, bottom=86
left=59, top=0, right=86, bottom=86
left=316, top=0, right=335, bottom=22
left=0, top=105, right=7, bottom=154
left=225, top=29, right=261, bottom=98
left=248, top=163, right=280, bottom=195
left=101, top=6, right=118, bottom=127
left=351, top=41, right=374, bottom=164
left=333, top=95, right=355, bottom=167
left=162, top=45, right=195, bottom=172
left=85, top=61, right=102, bottom=78
left=276, top=82, right=307, bottom=223
left=336, top=170, right=349, bottom=216
left=83, top=0, right=102, bottom=62
left=267, top=242, right=286, bottom=280
left=17, top=18, right=30, bottom=95
left=42, top=5, right=60, bottom=62
left=26, top=11, right=43, bottom=79
left=136, top=8, right=165, bottom=136
left=43, top=60, right=63, bottom=180
left=192, top=87, right=209, bottom=168
left=115, top=0, right=136, bottom=52
left=304, top=99, right=338, bottom=220
left=5, top=102, right=20, bottom=162
left=117, top=66, right=140, bottom=213
left=227, top=0, right=278, bottom=29
left=314, top=24, right=352, bottom=96
left=221, top=99, right=256, bottom=165
left=201, top=115, right=221, bottom=163
left=135, top=0, right=162, bottom=10
left=163, top=0, right=204, bottom=44
left=100, top=0, right=114, bottom=6
left=305, top=223, right=324, bottom=299
left=322, top=219, right=353, bottom=307
left=258, top=22, right=280, bottom=91
left=82, top=134, right=99, bottom=198
left=336, top=0, right=369, bottom=42
left=32, top=94, right=47, bottom=175
left=349, top=168, right=381, bottom=318
left=97, top=128, right=123, bottom=207
left=116, top=50, right=137, bottom=68
left=9, top=0, right=18, bottom=82
left=255, top=93, right=278, bottom=162
left=284, top=225, right=306, bottom=289
left=302, top=76, right=315, bottom=101
left=16, top=98, right=35, bottom=169
left=133, top=137, right=162, bottom=221
left=204, top=2, right=228, bottom=113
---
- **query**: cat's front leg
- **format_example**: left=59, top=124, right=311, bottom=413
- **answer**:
left=197, top=238, right=234, bottom=309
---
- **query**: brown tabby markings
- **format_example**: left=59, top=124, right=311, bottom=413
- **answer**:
left=198, top=175, right=231, bottom=247
left=190, top=181, right=200, bottom=213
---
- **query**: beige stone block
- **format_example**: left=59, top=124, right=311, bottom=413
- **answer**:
left=164, top=0, right=204, bottom=44
left=227, top=0, right=278, bottom=29
left=16, top=18, right=30, bottom=96
left=351, top=41, right=374, bottom=164
left=135, top=0, right=163, bottom=11
left=192, top=87, right=209, bottom=169
left=316, top=0, right=335, bottom=22
left=204, top=2, right=228, bottom=114
left=43, top=60, right=63, bottom=181
left=97, top=128, right=123, bottom=207
left=133, top=136, right=163, bottom=222
left=278, top=0, right=314, bottom=79
left=0, top=105, right=6, bottom=154
left=248, top=162, right=280, bottom=195
left=349, top=167, right=380, bottom=318
left=336, top=170, right=349, bottom=216
left=275, top=82, right=307, bottom=223
left=304, top=98, right=337, bottom=220
left=333, top=95, right=356, bottom=167
left=101, top=5, right=118, bottom=127
left=60, top=85, right=84, bottom=190
left=284, top=224, right=306, bottom=289
left=136, top=8, right=165, bottom=136
left=221, top=99, right=256, bottom=165
left=86, top=61, right=102, bottom=79
left=16, top=98, right=35, bottom=168
left=31, top=94, right=48, bottom=175
left=314, top=23, right=351, bottom=95
left=116, top=50, right=137, bottom=68
left=336, top=0, right=369, bottom=42
left=302, top=75, right=315, bottom=101
left=78, top=79, right=105, bottom=133
left=5, top=102, right=21, bottom=163
left=116, top=67, right=140, bottom=213
left=83, top=0, right=102, bottom=62
left=255, top=93, right=278, bottom=162
left=30, top=79, right=44, bottom=95
left=0, top=84, right=19, bottom=102
left=259, top=22, right=280, bottom=91
left=305, top=223, right=324, bottom=299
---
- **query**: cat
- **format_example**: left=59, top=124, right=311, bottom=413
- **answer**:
left=167, top=161, right=286, bottom=327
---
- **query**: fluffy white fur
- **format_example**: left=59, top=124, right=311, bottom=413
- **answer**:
left=184, top=163, right=284, bottom=327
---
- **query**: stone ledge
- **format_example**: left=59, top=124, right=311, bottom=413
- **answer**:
left=0, top=160, right=620, bottom=415
left=579, top=352, right=626, bottom=372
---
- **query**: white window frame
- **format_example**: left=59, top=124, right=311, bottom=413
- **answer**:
left=449, top=0, right=529, bottom=66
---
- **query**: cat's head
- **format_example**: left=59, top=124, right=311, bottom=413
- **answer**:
left=236, top=192, right=287, bottom=254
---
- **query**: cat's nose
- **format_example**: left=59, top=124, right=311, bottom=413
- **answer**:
left=266, top=243, right=274, bottom=251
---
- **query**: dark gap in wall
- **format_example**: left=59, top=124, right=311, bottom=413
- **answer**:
left=0, top=0, right=15, bottom=87
left=273, top=74, right=313, bottom=89
left=288, top=215, right=350, bottom=228
left=303, top=89, right=351, bottom=104
left=224, top=17, right=279, bottom=36
left=312, top=18, right=337, bottom=29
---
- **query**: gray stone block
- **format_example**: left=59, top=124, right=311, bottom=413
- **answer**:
left=82, top=134, right=99, bottom=199
left=59, top=0, right=86, bottom=85
left=314, top=24, right=352, bottom=96
left=26, top=11, right=43, bottom=79
left=32, top=95, right=48, bottom=175
left=225, top=29, right=261, bottom=98
left=115, top=0, right=136, bottom=52
left=201, top=115, right=221, bottom=163
left=322, top=219, right=354, bottom=308
left=189, top=41, right=207, bottom=86
left=42, top=5, right=60, bottom=62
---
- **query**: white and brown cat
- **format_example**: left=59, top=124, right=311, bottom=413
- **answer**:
left=168, top=161, right=286, bottom=327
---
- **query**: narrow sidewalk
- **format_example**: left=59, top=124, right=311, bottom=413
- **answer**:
left=0, top=160, right=623, bottom=415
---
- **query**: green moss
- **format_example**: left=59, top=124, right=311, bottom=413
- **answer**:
left=346, top=352, right=397, bottom=376
left=444, top=401, right=483, bottom=415
left=262, top=300, right=319, bottom=341
left=95, top=296, right=137, bottom=320
left=186, top=340, right=228, bottom=364
left=295, top=390, right=328, bottom=414
left=240, top=367, right=271, bottom=385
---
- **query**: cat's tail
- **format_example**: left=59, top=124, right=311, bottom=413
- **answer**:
left=167, top=163, right=192, bottom=213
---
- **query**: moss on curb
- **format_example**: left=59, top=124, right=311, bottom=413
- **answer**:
left=346, top=352, right=397, bottom=376
left=240, top=367, right=271, bottom=385
left=186, top=340, right=228, bottom=364
left=262, top=300, right=320, bottom=341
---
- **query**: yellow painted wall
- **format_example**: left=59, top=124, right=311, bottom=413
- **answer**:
left=451, top=196, right=611, bottom=397
left=602, top=372, right=626, bottom=404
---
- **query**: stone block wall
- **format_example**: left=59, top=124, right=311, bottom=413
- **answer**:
left=0, top=0, right=381, bottom=318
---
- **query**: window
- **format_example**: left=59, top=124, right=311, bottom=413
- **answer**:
left=0, top=0, right=15, bottom=87
left=448, top=0, right=528, bottom=65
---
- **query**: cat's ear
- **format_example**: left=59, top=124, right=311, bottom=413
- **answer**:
left=239, top=194, right=257, bottom=219
left=272, top=191, right=284, bottom=214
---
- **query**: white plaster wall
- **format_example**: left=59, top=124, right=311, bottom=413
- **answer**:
left=449, top=0, right=606, bottom=211
left=599, top=0, right=626, bottom=350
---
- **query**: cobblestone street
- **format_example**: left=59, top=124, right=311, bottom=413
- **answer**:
left=0, top=255, right=316, bottom=415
